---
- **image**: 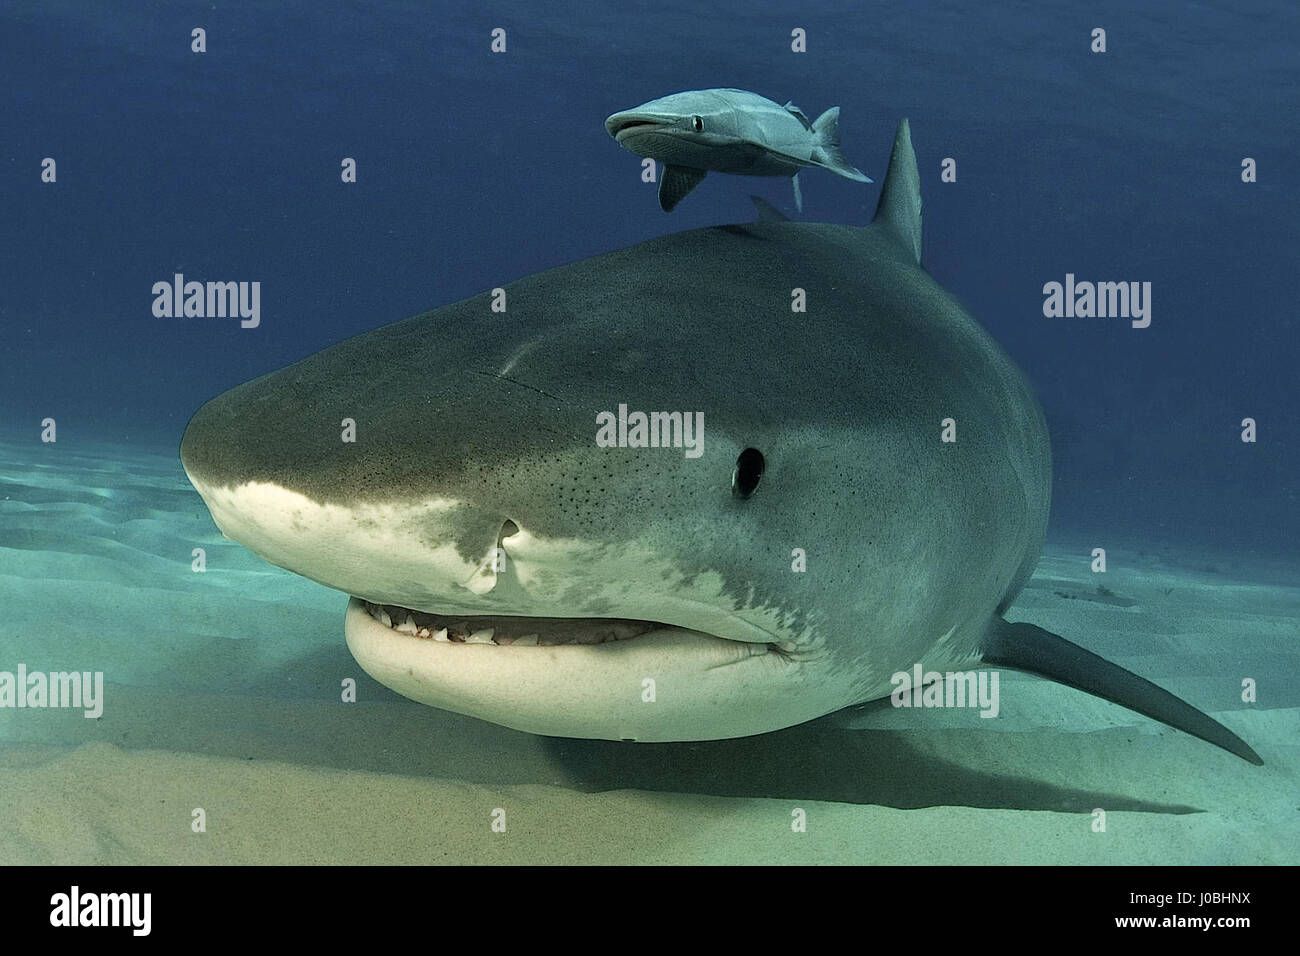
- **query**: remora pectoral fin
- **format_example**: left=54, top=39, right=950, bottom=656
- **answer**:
left=983, top=619, right=1263, bottom=765
left=658, top=165, right=707, bottom=212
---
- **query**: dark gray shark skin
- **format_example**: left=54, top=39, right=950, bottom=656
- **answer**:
left=181, top=120, right=1260, bottom=764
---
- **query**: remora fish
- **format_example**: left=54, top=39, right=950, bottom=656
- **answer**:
left=605, top=87, right=872, bottom=212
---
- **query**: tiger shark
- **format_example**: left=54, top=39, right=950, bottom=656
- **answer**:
left=180, top=119, right=1260, bottom=764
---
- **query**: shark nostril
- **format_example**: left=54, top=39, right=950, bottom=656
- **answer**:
left=500, top=520, right=520, bottom=541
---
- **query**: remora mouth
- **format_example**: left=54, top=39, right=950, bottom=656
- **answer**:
left=606, top=115, right=667, bottom=140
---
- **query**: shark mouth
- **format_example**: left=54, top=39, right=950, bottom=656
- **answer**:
left=353, top=597, right=793, bottom=658
left=344, top=595, right=798, bottom=742
left=360, top=600, right=664, bottom=647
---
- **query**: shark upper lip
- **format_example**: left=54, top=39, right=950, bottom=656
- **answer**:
left=364, top=601, right=684, bottom=647
left=355, top=599, right=791, bottom=674
left=356, top=597, right=799, bottom=656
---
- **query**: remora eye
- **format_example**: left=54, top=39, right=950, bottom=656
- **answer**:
left=732, top=448, right=765, bottom=499
left=691, top=115, right=704, bottom=132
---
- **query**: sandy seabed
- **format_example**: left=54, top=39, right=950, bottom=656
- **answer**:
left=1, top=440, right=1295, bottom=864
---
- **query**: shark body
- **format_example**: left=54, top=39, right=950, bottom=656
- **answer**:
left=180, top=120, right=1260, bottom=764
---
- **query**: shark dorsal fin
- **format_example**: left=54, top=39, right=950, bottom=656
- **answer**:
left=749, top=195, right=790, bottom=222
left=871, top=118, right=922, bottom=265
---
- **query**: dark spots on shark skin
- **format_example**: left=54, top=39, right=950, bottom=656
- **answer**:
left=185, top=221, right=907, bottom=511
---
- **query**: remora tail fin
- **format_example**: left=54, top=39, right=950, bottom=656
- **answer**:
left=984, top=619, right=1263, bottom=765
left=871, top=117, right=922, bottom=265
left=811, top=107, right=872, bottom=183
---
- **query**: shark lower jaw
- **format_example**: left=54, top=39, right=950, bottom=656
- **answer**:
left=343, top=597, right=817, bottom=742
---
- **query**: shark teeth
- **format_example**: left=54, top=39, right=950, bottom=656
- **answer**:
left=361, top=601, right=656, bottom=647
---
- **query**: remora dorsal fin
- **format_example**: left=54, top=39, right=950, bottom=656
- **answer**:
left=658, top=165, right=707, bottom=212
left=984, top=619, right=1263, bottom=765
left=783, top=101, right=813, bottom=130
left=871, top=117, right=922, bottom=264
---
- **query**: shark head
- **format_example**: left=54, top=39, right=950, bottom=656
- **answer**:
left=179, top=316, right=898, bottom=739
left=178, top=270, right=919, bottom=741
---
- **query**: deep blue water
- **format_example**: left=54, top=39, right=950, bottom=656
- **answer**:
left=2, top=0, right=1296, bottom=555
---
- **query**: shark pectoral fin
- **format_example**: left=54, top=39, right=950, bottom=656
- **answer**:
left=749, top=195, right=790, bottom=222
left=983, top=619, right=1263, bottom=765
left=658, top=165, right=707, bottom=212
left=791, top=172, right=803, bottom=213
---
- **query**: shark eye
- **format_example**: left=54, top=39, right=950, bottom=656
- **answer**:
left=732, top=448, right=765, bottom=499
left=691, top=115, right=704, bottom=132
